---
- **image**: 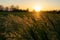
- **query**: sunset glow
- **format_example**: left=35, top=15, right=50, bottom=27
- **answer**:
left=34, top=6, right=42, bottom=12
left=0, top=0, right=60, bottom=11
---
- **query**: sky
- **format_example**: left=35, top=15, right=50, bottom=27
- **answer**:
left=0, top=0, right=60, bottom=11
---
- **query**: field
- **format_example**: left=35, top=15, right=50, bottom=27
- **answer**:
left=0, top=12, right=60, bottom=40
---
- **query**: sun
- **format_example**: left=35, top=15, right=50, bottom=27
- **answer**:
left=34, top=6, right=42, bottom=12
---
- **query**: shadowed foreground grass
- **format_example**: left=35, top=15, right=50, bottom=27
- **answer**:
left=0, top=12, right=60, bottom=40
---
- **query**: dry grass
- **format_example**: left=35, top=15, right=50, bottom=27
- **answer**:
left=0, top=12, right=60, bottom=40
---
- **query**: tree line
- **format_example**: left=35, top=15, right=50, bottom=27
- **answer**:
left=0, top=5, right=29, bottom=12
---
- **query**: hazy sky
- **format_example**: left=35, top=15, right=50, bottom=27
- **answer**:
left=0, top=0, right=60, bottom=11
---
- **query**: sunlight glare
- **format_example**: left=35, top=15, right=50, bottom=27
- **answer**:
left=34, top=6, right=42, bottom=12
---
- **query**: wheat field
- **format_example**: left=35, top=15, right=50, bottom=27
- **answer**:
left=0, top=12, right=60, bottom=40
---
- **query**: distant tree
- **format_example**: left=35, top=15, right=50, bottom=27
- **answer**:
left=15, top=5, right=19, bottom=10
left=57, top=10, right=60, bottom=14
left=26, top=8, right=29, bottom=12
left=0, top=5, right=4, bottom=11
left=4, top=7, right=9, bottom=11
left=10, top=5, right=20, bottom=12
left=10, top=5, right=15, bottom=11
left=14, top=5, right=20, bottom=11
left=0, top=5, right=29, bottom=12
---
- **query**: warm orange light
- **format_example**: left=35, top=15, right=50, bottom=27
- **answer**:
left=34, top=6, right=42, bottom=12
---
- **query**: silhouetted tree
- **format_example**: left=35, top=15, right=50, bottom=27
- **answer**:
left=26, top=8, right=29, bottom=12
left=4, top=7, right=9, bottom=11
left=10, top=5, right=20, bottom=12
left=0, top=5, right=4, bottom=11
